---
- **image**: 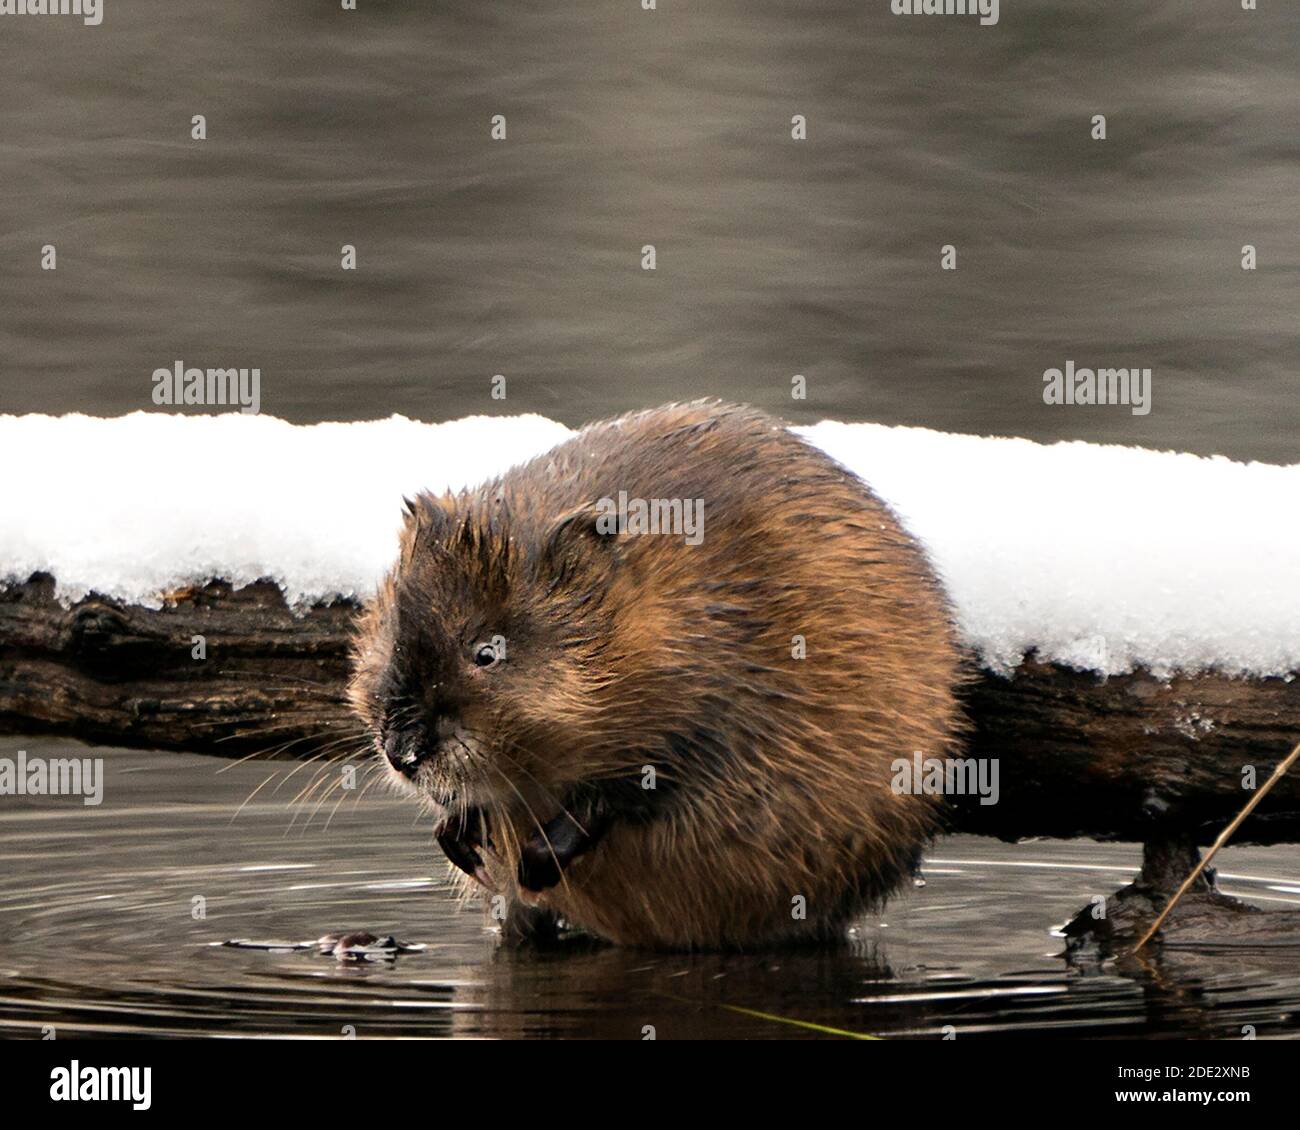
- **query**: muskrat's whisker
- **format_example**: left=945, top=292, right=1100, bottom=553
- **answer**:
left=452, top=759, right=511, bottom=910
left=229, top=769, right=282, bottom=823
left=344, top=771, right=385, bottom=814
left=286, top=750, right=362, bottom=811
left=188, top=715, right=344, bottom=744
left=493, top=742, right=587, bottom=839
left=206, top=726, right=368, bottom=795
left=286, top=775, right=340, bottom=837
left=318, top=781, right=354, bottom=834
left=273, top=745, right=362, bottom=802
left=212, top=726, right=362, bottom=770
left=470, top=742, right=574, bottom=899
left=215, top=744, right=297, bottom=774
left=268, top=733, right=371, bottom=769
left=196, top=720, right=362, bottom=768
left=281, top=752, right=361, bottom=833
left=299, top=777, right=346, bottom=835
left=281, top=764, right=335, bottom=811
left=316, top=762, right=387, bottom=832
left=310, top=775, right=353, bottom=837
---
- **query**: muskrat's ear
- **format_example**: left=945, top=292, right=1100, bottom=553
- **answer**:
left=402, top=492, right=453, bottom=539
left=544, top=502, right=620, bottom=569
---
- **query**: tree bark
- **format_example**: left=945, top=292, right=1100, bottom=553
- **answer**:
left=0, top=574, right=357, bottom=762
left=958, top=660, right=1300, bottom=844
left=3, top=573, right=1299, bottom=847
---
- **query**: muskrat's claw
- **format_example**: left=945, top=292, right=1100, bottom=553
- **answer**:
left=518, top=810, right=607, bottom=892
left=435, top=809, right=493, bottom=889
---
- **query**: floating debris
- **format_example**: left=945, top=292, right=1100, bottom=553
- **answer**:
left=217, top=932, right=426, bottom=962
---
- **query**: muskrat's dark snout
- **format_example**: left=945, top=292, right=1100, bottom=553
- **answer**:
left=382, top=728, right=420, bottom=776
left=382, top=715, right=456, bottom=778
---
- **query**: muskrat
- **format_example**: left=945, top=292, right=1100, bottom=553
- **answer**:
left=349, top=400, right=963, bottom=949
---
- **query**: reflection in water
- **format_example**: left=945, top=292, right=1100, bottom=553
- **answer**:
left=1, top=739, right=1298, bottom=1039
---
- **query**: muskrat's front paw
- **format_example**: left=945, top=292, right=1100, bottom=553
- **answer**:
left=435, top=808, right=493, bottom=888
left=517, top=810, right=607, bottom=892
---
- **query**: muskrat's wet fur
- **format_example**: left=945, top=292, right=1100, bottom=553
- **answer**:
left=350, top=401, right=963, bottom=949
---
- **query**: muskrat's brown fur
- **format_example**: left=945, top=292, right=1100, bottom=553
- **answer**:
left=350, top=401, right=963, bottom=949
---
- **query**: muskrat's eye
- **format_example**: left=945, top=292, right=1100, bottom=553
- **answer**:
left=473, top=642, right=501, bottom=669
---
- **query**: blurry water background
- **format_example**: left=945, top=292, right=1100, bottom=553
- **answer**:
left=1, top=0, right=1296, bottom=460
left=2, top=739, right=1299, bottom=1040
left=1, top=2, right=1299, bottom=1038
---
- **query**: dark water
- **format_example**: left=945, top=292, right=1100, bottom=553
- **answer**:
left=1, top=0, right=1297, bottom=461
left=3, top=738, right=1300, bottom=1039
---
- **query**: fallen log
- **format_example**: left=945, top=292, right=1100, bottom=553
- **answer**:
left=2, top=572, right=1299, bottom=851
left=0, top=574, right=357, bottom=762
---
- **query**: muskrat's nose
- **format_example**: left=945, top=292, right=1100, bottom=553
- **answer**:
left=383, top=716, right=458, bottom=776
left=382, top=728, right=425, bottom=776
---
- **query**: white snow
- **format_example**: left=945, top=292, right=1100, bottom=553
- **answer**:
left=0, top=412, right=572, bottom=612
left=801, top=422, right=1300, bottom=679
left=1, top=410, right=1297, bottom=679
